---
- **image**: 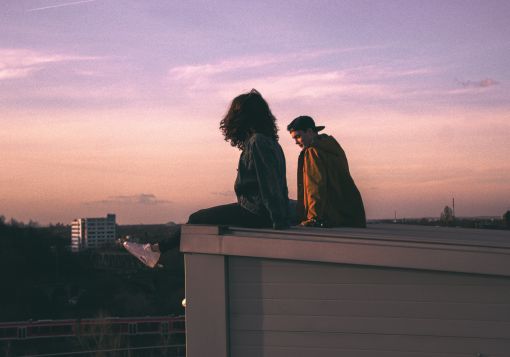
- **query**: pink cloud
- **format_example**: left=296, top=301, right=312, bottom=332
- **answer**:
left=0, top=48, right=100, bottom=80
left=85, top=194, right=172, bottom=206
left=457, top=78, right=499, bottom=88
left=166, top=49, right=437, bottom=102
left=169, top=56, right=281, bottom=79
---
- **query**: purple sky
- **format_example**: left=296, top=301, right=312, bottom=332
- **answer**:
left=1, top=0, right=509, bottom=224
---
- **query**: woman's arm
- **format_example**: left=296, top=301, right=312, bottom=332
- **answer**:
left=250, top=135, right=288, bottom=228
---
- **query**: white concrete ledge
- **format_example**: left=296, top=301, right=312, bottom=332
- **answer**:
left=181, top=223, right=510, bottom=277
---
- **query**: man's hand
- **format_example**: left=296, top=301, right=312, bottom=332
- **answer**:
left=299, top=217, right=326, bottom=228
left=299, top=219, right=316, bottom=227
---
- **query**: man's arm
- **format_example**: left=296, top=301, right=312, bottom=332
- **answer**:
left=302, top=147, right=327, bottom=226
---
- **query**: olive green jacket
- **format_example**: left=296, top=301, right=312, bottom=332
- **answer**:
left=297, top=134, right=366, bottom=227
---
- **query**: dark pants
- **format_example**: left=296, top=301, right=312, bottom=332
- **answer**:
left=158, top=203, right=272, bottom=252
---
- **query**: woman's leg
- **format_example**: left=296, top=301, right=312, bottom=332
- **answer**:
left=158, top=203, right=271, bottom=253
left=157, top=225, right=182, bottom=253
left=188, top=203, right=272, bottom=227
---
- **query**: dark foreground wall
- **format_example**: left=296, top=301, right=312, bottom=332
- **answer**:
left=181, top=224, right=510, bottom=357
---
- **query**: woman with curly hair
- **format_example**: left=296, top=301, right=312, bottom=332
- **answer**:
left=124, top=89, right=289, bottom=268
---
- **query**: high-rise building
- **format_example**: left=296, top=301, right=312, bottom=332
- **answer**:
left=71, top=214, right=116, bottom=252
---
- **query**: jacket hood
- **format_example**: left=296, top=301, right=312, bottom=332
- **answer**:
left=310, top=134, right=342, bottom=156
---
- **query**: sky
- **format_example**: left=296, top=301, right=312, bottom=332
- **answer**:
left=1, top=0, right=509, bottom=224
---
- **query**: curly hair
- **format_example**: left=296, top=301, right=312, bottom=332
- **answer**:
left=220, top=89, right=279, bottom=150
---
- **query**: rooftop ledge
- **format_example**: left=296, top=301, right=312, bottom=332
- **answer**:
left=181, top=223, right=510, bottom=277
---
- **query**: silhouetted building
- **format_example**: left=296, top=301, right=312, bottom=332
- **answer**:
left=71, top=214, right=116, bottom=252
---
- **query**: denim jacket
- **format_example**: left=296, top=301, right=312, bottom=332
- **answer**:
left=235, top=133, right=289, bottom=228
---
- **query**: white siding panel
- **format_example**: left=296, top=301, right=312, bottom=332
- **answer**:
left=230, top=260, right=510, bottom=286
left=229, top=257, right=510, bottom=356
left=231, top=346, right=507, bottom=357
left=231, top=282, right=510, bottom=303
left=231, top=299, right=510, bottom=321
left=231, top=314, right=510, bottom=339
left=232, top=331, right=510, bottom=355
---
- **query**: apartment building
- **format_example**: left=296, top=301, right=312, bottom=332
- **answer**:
left=71, top=214, right=116, bottom=252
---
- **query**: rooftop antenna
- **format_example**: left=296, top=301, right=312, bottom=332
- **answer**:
left=452, top=197, right=455, bottom=218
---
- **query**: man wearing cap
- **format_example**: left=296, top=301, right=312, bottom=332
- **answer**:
left=287, top=116, right=366, bottom=228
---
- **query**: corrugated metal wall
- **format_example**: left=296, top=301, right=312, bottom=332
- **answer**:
left=229, top=257, right=510, bottom=357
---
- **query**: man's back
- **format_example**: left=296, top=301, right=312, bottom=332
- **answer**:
left=298, top=134, right=366, bottom=227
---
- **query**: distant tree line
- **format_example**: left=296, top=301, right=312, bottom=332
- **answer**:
left=0, top=215, right=184, bottom=323
left=372, top=209, right=510, bottom=230
left=437, top=207, right=510, bottom=229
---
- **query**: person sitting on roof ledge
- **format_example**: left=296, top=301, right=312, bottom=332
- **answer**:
left=124, top=89, right=290, bottom=268
left=287, top=115, right=366, bottom=228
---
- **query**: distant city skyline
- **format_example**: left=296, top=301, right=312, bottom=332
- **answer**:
left=1, top=1, right=509, bottom=224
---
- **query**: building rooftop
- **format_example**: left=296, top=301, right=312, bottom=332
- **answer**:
left=181, top=223, right=510, bottom=357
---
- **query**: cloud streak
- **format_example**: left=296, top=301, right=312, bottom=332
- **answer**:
left=0, top=48, right=99, bottom=80
left=169, top=57, right=280, bottom=79
left=86, top=194, right=172, bottom=206
left=27, top=0, right=97, bottom=12
left=167, top=49, right=435, bottom=102
left=211, top=191, right=235, bottom=197
left=168, top=47, right=384, bottom=80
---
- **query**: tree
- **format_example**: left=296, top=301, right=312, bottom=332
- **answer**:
left=28, top=219, right=39, bottom=228
left=440, top=206, right=454, bottom=225
left=9, top=218, right=23, bottom=227
left=503, top=210, right=510, bottom=228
